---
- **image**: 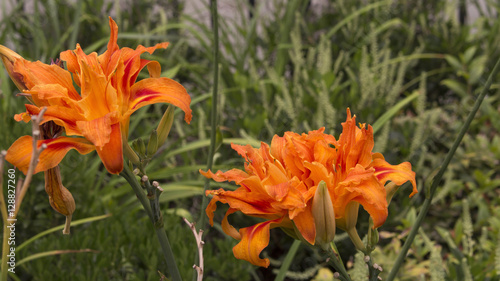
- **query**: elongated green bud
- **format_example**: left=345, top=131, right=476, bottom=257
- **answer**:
left=337, top=202, right=367, bottom=253
left=312, top=181, right=335, bottom=249
left=123, top=141, right=140, bottom=165
left=147, top=130, right=158, bottom=157
left=367, top=218, right=379, bottom=252
left=132, top=138, right=146, bottom=158
left=138, top=138, right=146, bottom=157
left=336, top=201, right=359, bottom=232
left=157, top=105, right=175, bottom=147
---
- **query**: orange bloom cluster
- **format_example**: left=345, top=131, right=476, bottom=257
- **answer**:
left=2, top=17, right=192, bottom=175
left=201, top=109, right=417, bottom=267
left=1, top=17, right=192, bottom=232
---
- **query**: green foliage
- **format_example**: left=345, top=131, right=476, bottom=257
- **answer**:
left=1, top=0, right=500, bottom=280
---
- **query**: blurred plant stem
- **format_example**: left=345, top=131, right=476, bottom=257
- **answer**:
left=327, top=242, right=351, bottom=281
left=386, top=56, right=500, bottom=281
left=120, top=163, right=182, bottom=281
left=274, top=240, right=301, bottom=281
left=198, top=0, right=220, bottom=228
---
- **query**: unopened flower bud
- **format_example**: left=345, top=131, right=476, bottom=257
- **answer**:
left=312, top=181, right=335, bottom=249
left=137, top=138, right=146, bottom=157
left=336, top=202, right=367, bottom=253
left=123, top=142, right=140, bottom=165
left=367, top=218, right=380, bottom=251
left=44, top=166, right=75, bottom=234
left=156, top=105, right=175, bottom=147
left=132, top=138, right=146, bottom=158
left=147, top=129, right=158, bottom=157
left=336, top=201, right=359, bottom=231
left=0, top=45, right=28, bottom=92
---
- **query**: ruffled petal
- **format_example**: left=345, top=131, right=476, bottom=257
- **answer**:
left=221, top=208, right=242, bottom=240
left=97, top=17, right=121, bottom=77
left=200, top=168, right=250, bottom=184
left=77, top=61, right=119, bottom=118
left=371, top=153, right=418, bottom=197
left=336, top=164, right=388, bottom=228
left=127, top=77, right=192, bottom=123
left=233, top=218, right=283, bottom=268
left=76, top=112, right=120, bottom=148
left=5, top=136, right=95, bottom=175
left=205, top=188, right=279, bottom=216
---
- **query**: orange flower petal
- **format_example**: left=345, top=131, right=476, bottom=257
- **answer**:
left=206, top=187, right=279, bottom=216
left=267, top=181, right=307, bottom=213
left=221, top=208, right=241, bottom=240
left=371, top=153, right=418, bottom=197
left=97, top=17, right=120, bottom=77
left=292, top=204, right=316, bottom=245
left=77, top=61, right=119, bottom=118
left=233, top=218, right=283, bottom=268
left=6, top=136, right=95, bottom=175
left=127, top=77, right=192, bottom=123
left=231, top=143, right=269, bottom=179
left=94, top=123, right=123, bottom=174
left=0, top=45, right=28, bottom=91
left=337, top=164, right=388, bottom=228
left=200, top=168, right=249, bottom=184
left=205, top=195, right=219, bottom=226
left=76, top=112, right=120, bottom=148
left=12, top=59, right=80, bottom=100
left=346, top=124, right=374, bottom=168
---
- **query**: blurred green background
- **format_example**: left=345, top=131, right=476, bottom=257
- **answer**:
left=1, top=0, right=499, bottom=280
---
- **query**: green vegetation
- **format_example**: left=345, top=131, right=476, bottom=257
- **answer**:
left=1, top=0, right=499, bottom=280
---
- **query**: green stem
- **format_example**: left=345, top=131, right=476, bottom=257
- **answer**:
left=120, top=165, right=153, bottom=221
left=274, top=240, right=301, bottom=281
left=328, top=242, right=351, bottom=281
left=365, top=256, right=382, bottom=281
left=386, top=56, right=500, bottom=281
left=120, top=164, right=182, bottom=281
left=198, top=0, right=220, bottom=228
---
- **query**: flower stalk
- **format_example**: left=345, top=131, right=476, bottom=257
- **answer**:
left=198, top=0, right=220, bottom=229
left=120, top=164, right=182, bottom=281
left=327, top=242, right=351, bottom=281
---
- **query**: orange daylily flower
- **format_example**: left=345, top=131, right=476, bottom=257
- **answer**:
left=2, top=17, right=192, bottom=175
left=201, top=108, right=417, bottom=267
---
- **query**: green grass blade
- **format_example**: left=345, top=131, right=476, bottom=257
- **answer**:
left=164, top=138, right=261, bottom=159
left=16, top=249, right=98, bottom=267
left=326, top=0, right=391, bottom=38
left=372, top=91, right=420, bottom=134
left=16, top=214, right=111, bottom=252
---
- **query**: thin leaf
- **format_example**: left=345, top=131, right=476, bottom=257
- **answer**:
left=17, top=249, right=98, bottom=266
left=372, top=91, right=420, bottom=134
left=16, top=214, right=112, bottom=252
